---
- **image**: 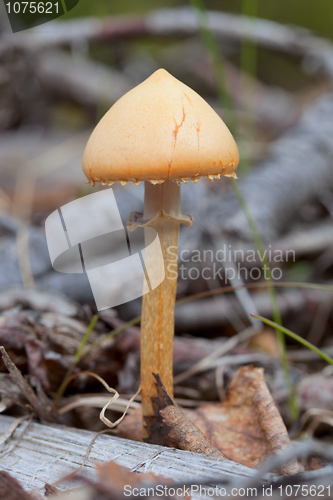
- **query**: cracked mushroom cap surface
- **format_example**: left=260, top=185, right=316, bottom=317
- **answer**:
left=82, top=69, right=239, bottom=186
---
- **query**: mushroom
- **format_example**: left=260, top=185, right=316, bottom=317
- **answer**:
left=82, top=69, right=239, bottom=438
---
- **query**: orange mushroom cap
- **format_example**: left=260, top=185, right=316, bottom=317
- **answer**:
left=82, top=69, right=239, bottom=186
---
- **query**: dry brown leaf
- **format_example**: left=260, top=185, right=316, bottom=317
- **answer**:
left=118, top=366, right=300, bottom=474
left=186, top=366, right=300, bottom=474
left=0, top=471, right=37, bottom=500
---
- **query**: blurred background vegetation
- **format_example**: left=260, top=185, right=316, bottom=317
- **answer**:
left=66, top=0, right=333, bottom=40
left=63, top=0, right=333, bottom=91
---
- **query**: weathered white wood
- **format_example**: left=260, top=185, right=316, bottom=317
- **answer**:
left=0, top=414, right=260, bottom=494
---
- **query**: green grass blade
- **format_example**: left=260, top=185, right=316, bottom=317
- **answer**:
left=240, top=0, right=258, bottom=79
left=73, top=314, right=99, bottom=364
left=84, top=315, right=141, bottom=355
left=251, top=314, right=333, bottom=366
left=54, top=314, right=99, bottom=404
left=189, top=0, right=234, bottom=129
left=240, top=0, right=258, bottom=172
left=230, top=179, right=296, bottom=418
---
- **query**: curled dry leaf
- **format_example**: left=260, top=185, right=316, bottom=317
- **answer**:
left=250, top=372, right=300, bottom=475
left=118, top=366, right=300, bottom=474
left=187, top=366, right=301, bottom=474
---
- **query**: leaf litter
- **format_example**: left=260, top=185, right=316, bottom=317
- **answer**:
left=118, top=367, right=300, bottom=475
left=0, top=289, right=331, bottom=496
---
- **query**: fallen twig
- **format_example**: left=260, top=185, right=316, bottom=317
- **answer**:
left=0, top=346, right=58, bottom=423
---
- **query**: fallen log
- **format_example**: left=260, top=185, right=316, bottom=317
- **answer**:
left=0, top=414, right=260, bottom=493
left=0, top=415, right=332, bottom=499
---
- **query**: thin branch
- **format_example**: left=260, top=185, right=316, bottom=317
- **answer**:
left=0, top=347, right=57, bottom=423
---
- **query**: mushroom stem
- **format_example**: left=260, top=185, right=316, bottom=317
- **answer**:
left=141, top=180, right=181, bottom=433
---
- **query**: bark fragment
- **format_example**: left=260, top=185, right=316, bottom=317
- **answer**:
left=145, top=374, right=226, bottom=460
left=160, top=405, right=226, bottom=459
